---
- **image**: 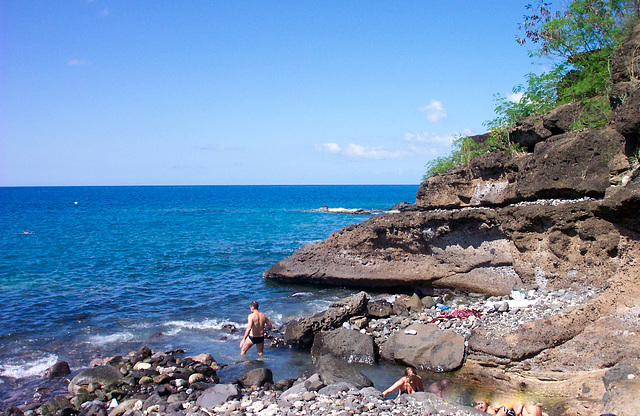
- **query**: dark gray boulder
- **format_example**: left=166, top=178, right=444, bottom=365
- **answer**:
left=310, top=328, right=376, bottom=364
left=380, top=323, right=465, bottom=372
left=282, top=291, right=369, bottom=348
left=237, top=367, right=273, bottom=388
left=44, top=361, right=71, bottom=379
left=314, top=355, right=373, bottom=388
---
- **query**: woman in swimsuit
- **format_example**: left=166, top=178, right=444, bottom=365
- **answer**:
left=382, top=367, right=424, bottom=398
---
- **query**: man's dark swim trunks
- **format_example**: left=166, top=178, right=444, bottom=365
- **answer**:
left=249, top=335, right=264, bottom=344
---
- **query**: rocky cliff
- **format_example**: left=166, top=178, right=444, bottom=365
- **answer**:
left=264, top=25, right=640, bottom=416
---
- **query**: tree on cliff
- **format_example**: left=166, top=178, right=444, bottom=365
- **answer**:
left=425, top=0, right=640, bottom=178
left=516, top=0, right=640, bottom=103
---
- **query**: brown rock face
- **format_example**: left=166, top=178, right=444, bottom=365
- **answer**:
left=265, top=208, right=523, bottom=295
left=415, top=127, right=626, bottom=210
left=264, top=197, right=625, bottom=297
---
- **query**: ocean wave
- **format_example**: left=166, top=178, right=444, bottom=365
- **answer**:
left=0, top=353, right=59, bottom=379
left=307, top=206, right=380, bottom=215
left=163, top=318, right=242, bottom=332
left=85, top=332, right=135, bottom=345
left=290, top=292, right=312, bottom=298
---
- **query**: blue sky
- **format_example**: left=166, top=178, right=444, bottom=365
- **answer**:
left=2, top=1, right=541, bottom=186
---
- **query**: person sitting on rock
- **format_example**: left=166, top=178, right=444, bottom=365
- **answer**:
left=475, top=398, right=498, bottom=414
left=382, top=367, right=424, bottom=398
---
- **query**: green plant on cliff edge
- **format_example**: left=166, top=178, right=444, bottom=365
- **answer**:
left=424, top=0, right=640, bottom=178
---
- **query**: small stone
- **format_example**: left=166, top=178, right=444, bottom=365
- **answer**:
left=138, top=376, right=153, bottom=385
left=133, top=362, right=152, bottom=371
left=188, top=373, right=205, bottom=384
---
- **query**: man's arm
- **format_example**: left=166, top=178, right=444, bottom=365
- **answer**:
left=240, top=315, right=253, bottom=347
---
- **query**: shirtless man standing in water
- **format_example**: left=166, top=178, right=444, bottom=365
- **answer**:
left=240, top=301, right=273, bottom=356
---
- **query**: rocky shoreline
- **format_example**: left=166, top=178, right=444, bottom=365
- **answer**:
left=2, top=288, right=604, bottom=416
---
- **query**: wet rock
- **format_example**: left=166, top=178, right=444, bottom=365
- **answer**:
left=45, top=361, right=72, bottom=379
left=68, top=366, right=124, bottom=395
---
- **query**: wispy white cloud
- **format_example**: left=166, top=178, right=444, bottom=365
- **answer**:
left=343, top=144, right=405, bottom=159
left=404, top=132, right=454, bottom=144
left=316, top=143, right=342, bottom=153
left=316, top=142, right=406, bottom=159
left=418, top=99, right=448, bottom=123
left=67, top=59, right=87, bottom=66
left=101, top=8, right=112, bottom=17
left=508, top=92, right=524, bottom=103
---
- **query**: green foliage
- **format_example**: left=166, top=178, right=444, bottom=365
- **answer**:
left=484, top=71, right=560, bottom=131
left=570, top=96, right=614, bottom=130
left=422, top=131, right=523, bottom=179
left=517, top=0, right=639, bottom=59
left=517, top=0, right=640, bottom=103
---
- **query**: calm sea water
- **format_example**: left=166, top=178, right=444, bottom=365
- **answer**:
left=0, top=185, right=419, bottom=404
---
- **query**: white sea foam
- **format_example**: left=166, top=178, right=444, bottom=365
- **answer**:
left=0, top=353, right=59, bottom=379
left=290, top=292, right=312, bottom=298
left=85, top=332, right=135, bottom=345
left=164, top=318, right=241, bottom=332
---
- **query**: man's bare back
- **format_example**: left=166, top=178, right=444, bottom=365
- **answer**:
left=240, top=301, right=272, bottom=356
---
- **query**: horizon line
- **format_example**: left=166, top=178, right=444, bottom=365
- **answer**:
left=0, top=183, right=419, bottom=188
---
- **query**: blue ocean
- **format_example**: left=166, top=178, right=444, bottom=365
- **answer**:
left=0, top=185, right=418, bottom=404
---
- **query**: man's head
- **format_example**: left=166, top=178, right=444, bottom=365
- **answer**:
left=250, top=301, right=259, bottom=310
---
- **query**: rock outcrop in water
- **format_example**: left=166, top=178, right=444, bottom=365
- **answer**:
left=264, top=25, right=640, bottom=416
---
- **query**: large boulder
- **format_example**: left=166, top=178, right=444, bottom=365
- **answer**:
left=237, top=368, right=273, bottom=388
left=310, top=328, right=376, bottom=364
left=68, top=365, right=123, bottom=395
left=282, top=291, right=368, bottom=347
left=314, top=355, right=373, bottom=388
left=380, top=323, right=465, bottom=372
